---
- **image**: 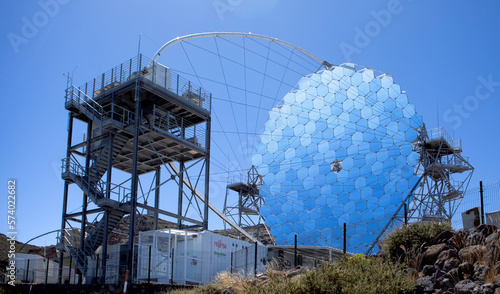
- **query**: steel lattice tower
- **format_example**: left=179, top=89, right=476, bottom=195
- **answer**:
left=366, top=124, right=474, bottom=254
left=224, top=166, right=268, bottom=240
left=408, top=125, right=474, bottom=221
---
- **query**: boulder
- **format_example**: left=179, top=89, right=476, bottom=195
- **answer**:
left=423, top=264, right=438, bottom=276
left=435, top=249, right=458, bottom=269
left=459, top=262, right=474, bottom=279
left=477, top=283, right=495, bottom=294
left=478, top=224, right=497, bottom=237
left=486, top=232, right=500, bottom=245
left=447, top=268, right=460, bottom=284
left=435, top=230, right=455, bottom=245
left=416, top=276, right=434, bottom=294
left=435, top=269, right=448, bottom=281
left=422, top=243, right=449, bottom=267
left=466, top=232, right=485, bottom=247
left=455, top=279, right=476, bottom=294
left=484, top=243, right=500, bottom=264
left=435, top=277, right=454, bottom=292
left=473, top=264, right=490, bottom=281
left=443, top=258, right=461, bottom=272
left=459, top=245, right=486, bottom=264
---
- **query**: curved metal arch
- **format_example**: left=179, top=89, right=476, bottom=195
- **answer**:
left=18, top=229, right=61, bottom=254
left=152, top=32, right=330, bottom=66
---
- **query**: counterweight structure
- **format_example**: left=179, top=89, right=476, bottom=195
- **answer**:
left=57, top=55, right=211, bottom=283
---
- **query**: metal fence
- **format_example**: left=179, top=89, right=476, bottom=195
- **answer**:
left=231, top=243, right=267, bottom=277
left=451, top=180, right=500, bottom=229
left=10, top=256, right=77, bottom=284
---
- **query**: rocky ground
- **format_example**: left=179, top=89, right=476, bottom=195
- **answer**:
left=402, top=224, right=500, bottom=294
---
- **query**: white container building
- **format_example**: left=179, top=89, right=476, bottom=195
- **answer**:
left=137, top=229, right=267, bottom=285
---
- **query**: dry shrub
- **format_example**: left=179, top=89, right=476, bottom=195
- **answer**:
left=401, top=244, right=425, bottom=270
left=170, top=255, right=415, bottom=294
left=380, top=221, right=452, bottom=263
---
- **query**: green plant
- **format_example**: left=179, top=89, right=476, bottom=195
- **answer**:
left=380, top=221, right=452, bottom=263
left=177, top=255, right=415, bottom=294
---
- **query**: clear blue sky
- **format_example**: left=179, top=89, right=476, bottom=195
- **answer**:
left=1, top=1, right=499, bottom=246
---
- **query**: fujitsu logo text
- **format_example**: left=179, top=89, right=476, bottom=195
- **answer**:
left=214, top=240, right=227, bottom=249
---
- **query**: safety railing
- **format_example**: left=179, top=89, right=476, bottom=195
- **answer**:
left=58, top=228, right=97, bottom=270
left=150, top=105, right=206, bottom=149
left=65, top=85, right=104, bottom=117
left=85, top=212, right=111, bottom=251
left=62, top=156, right=132, bottom=203
left=430, top=153, right=470, bottom=168
left=103, top=103, right=135, bottom=126
left=426, top=127, right=462, bottom=149
left=61, top=156, right=106, bottom=196
left=67, top=54, right=211, bottom=112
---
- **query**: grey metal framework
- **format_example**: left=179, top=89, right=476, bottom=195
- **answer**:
left=408, top=126, right=474, bottom=221
left=56, top=54, right=212, bottom=284
left=223, top=166, right=269, bottom=240
left=366, top=125, right=473, bottom=254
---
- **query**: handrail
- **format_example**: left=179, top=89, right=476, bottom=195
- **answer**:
left=66, top=85, right=104, bottom=116
left=62, top=157, right=131, bottom=203
left=58, top=228, right=97, bottom=266
left=61, top=157, right=106, bottom=195
left=68, top=54, right=211, bottom=112
left=167, top=162, right=263, bottom=245
left=426, top=127, right=461, bottom=149
left=151, top=104, right=205, bottom=148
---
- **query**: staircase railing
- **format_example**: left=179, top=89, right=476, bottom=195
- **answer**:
left=85, top=212, right=107, bottom=251
left=62, top=156, right=132, bottom=204
left=65, top=86, right=104, bottom=118
left=62, top=156, right=106, bottom=199
left=58, top=227, right=97, bottom=271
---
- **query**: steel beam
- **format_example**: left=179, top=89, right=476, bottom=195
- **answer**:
left=127, top=76, right=142, bottom=283
left=154, top=167, right=160, bottom=230
left=58, top=113, right=73, bottom=284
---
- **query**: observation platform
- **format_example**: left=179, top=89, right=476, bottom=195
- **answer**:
left=424, top=127, right=473, bottom=177
left=64, top=55, right=211, bottom=175
left=424, top=127, right=462, bottom=155
left=227, top=182, right=261, bottom=215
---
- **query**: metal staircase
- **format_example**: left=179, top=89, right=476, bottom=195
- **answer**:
left=61, top=156, right=130, bottom=272
left=59, top=228, right=97, bottom=274
left=60, top=89, right=131, bottom=277
left=89, top=135, right=129, bottom=180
